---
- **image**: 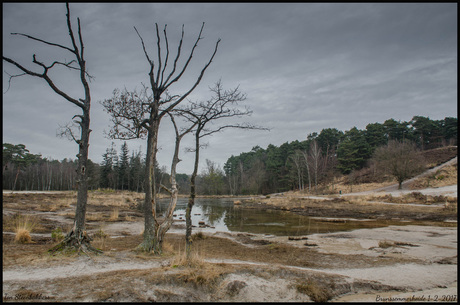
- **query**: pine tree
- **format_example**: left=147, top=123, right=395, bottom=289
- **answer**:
left=101, top=142, right=117, bottom=189
left=118, top=142, right=130, bottom=190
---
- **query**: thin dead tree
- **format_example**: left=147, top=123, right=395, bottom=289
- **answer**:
left=309, top=139, right=322, bottom=193
left=176, top=80, right=268, bottom=261
left=3, top=4, right=99, bottom=254
left=290, top=150, right=305, bottom=191
left=155, top=112, right=197, bottom=253
left=102, top=23, right=220, bottom=253
left=300, top=150, right=312, bottom=192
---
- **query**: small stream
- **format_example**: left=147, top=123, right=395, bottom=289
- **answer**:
left=157, top=198, right=447, bottom=236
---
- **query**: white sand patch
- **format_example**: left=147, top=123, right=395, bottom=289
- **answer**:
left=329, top=263, right=456, bottom=290
left=306, top=225, right=457, bottom=262
left=218, top=273, right=310, bottom=302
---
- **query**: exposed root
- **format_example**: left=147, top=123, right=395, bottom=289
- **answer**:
left=48, top=229, right=102, bottom=256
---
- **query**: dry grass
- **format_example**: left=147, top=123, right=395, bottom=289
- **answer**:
left=408, top=164, right=458, bottom=190
left=124, top=214, right=134, bottom=222
left=378, top=240, right=395, bottom=249
left=15, top=229, right=32, bottom=244
left=51, top=227, right=65, bottom=242
left=86, top=212, right=106, bottom=222
left=170, top=247, right=206, bottom=269
left=88, top=190, right=144, bottom=208
left=92, top=228, right=109, bottom=251
left=295, top=279, right=334, bottom=302
left=4, top=214, right=39, bottom=244
left=109, top=207, right=119, bottom=221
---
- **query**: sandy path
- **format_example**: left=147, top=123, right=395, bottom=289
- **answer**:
left=3, top=224, right=457, bottom=299
left=2, top=254, right=164, bottom=282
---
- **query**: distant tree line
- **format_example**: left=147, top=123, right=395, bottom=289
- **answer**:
left=3, top=116, right=457, bottom=194
left=223, top=116, right=457, bottom=194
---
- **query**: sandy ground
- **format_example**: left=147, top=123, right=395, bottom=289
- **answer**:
left=3, top=220, right=457, bottom=302
left=2, top=159, right=458, bottom=302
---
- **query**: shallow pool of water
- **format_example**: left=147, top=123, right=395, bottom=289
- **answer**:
left=157, top=197, right=454, bottom=236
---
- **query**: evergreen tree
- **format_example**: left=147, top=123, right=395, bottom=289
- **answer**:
left=443, top=117, right=457, bottom=146
left=365, top=123, right=387, bottom=154
left=337, top=127, right=371, bottom=174
left=129, top=149, right=144, bottom=192
left=118, top=142, right=130, bottom=190
left=101, top=142, right=117, bottom=189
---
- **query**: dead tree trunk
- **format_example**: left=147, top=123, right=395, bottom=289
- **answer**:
left=155, top=113, right=196, bottom=254
left=185, top=130, right=200, bottom=259
left=137, top=115, right=159, bottom=252
left=3, top=3, right=98, bottom=254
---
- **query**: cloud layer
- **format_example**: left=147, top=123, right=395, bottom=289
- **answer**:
left=3, top=3, right=457, bottom=173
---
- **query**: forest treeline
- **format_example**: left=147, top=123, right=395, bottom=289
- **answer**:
left=3, top=116, right=457, bottom=194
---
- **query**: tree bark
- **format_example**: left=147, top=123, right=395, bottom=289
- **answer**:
left=153, top=113, right=193, bottom=254
left=137, top=115, right=159, bottom=252
left=49, top=107, right=101, bottom=254
left=186, top=131, right=200, bottom=260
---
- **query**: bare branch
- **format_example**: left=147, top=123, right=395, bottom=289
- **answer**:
left=160, top=24, right=169, bottom=87
left=65, top=3, right=80, bottom=61
left=11, top=32, right=75, bottom=54
left=3, top=69, right=27, bottom=93
left=155, top=23, right=162, bottom=87
left=3, top=55, right=85, bottom=109
left=176, top=81, right=269, bottom=140
left=200, top=123, right=269, bottom=138
left=57, top=122, right=81, bottom=144
left=161, top=37, right=221, bottom=117
left=77, top=18, right=85, bottom=60
left=164, top=23, right=214, bottom=91
left=134, top=26, right=154, bottom=67
left=162, top=25, right=184, bottom=85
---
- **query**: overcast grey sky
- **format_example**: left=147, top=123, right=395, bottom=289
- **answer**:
left=2, top=3, right=457, bottom=174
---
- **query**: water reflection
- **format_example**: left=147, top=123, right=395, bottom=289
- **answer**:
left=156, top=197, right=446, bottom=236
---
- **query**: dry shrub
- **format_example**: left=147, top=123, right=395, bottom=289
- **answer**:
left=110, top=207, right=119, bottom=221
left=12, top=214, right=37, bottom=244
left=51, top=227, right=65, bottom=242
left=193, top=231, right=206, bottom=240
left=378, top=240, right=394, bottom=248
left=296, top=280, right=333, bottom=302
left=15, top=228, right=32, bottom=243
left=86, top=213, right=105, bottom=222
left=170, top=249, right=205, bottom=269
left=162, top=241, right=175, bottom=254
left=174, top=263, right=231, bottom=291
left=92, top=228, right=109, bottom=250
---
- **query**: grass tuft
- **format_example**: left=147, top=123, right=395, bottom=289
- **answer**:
left=110, top=207, right=119, bottom=221
left=295, top=280, right=332, bottom=302
left=12, top=214, right=37, bottom=244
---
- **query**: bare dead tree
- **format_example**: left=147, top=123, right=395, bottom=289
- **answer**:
left=290, top=151, right=305, bottom=191
left=3, top=4, right=99, bottom=254
left=155, top=113, right=197, bottom=253
left=101, top=23, right=220, bottom=253
left=372, top=139, right=426, bottom=189
left=309, top=139, right=323, bottom=193
left=300, top=150, right=312, bottom=192
left=176, top=80, right=268, bottom=261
